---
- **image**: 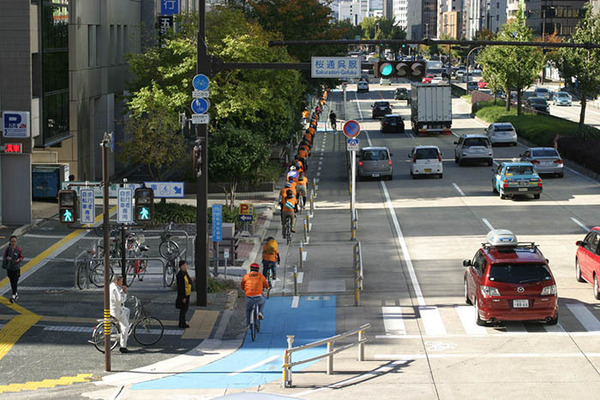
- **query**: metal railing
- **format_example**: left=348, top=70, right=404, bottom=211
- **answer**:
left=353, top=241, right=364, bottom=306
left=282, top=323, right=371, bottom=388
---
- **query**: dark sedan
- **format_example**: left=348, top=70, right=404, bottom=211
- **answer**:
left=380, top=114, right=405, bottom=133
left=526, top=97, right=550, bottom=113
left=371, top=101, right=392, bottom=119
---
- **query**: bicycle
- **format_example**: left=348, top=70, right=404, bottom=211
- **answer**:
left=90, top=295, right=164, bottom=353
left=264, top=267, right=274, bottom=299
left=159, top=222, right=180, bottom=261
left=124, top=233, right=149, bottom=287
left=75, top=242, right=115, bottom=289
left=249, top=302, right=261, bottom=342
left=283, top=215, right=292, bottom=245
left=164, top=258, right=178, bottom=287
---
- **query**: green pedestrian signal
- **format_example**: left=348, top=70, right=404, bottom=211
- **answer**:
left=134, top=187, right=154, bottom=223
left=58, top=190, right=78, bottom=224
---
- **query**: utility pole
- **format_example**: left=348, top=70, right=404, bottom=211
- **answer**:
left=196, top=0, right=209, bottom=306
left=101, top=132, right=111, bottom=370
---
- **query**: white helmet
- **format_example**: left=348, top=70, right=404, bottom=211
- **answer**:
left=290, top=166, right=297, bottom=171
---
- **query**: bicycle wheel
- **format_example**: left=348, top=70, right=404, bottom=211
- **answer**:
left=76, top=261, right=88, bottom=290
left=133, top=317, right=164, bottom=346
left=91, top=321, right=120, bottom=353
left=91, top=262, right=114, bottom=288
left=137, top=258, right=147, bottom=281
left=125, top=261, right=136, bottom=287
left=159, top=240, right=180, bottom=261
left=250, top=317, right=257, bottom=342
left=255, top=306, right=261, bottom=333
left=164, top=262, right=176, bottom=287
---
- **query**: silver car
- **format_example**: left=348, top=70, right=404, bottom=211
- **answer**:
left=519, top=147, right=564, bottom=177
left=486, top=122, right=518, bottom=146
left=454, top=134, right=493, bottom=166
left=553, top=91, right=572, bottom=106
left=534, top=87, right=553, bottom=100
left=358, top=147, right=393, bottom=180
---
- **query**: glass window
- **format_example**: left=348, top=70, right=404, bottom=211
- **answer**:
left=584, top=232, right=600, bottom=253
left=415, top=148, right=439, bottom=159
left=488, top=263, right=552, bottom=283
left=531, top=149, right=559, bottom=157
left=506, top=166, right=534, bottom=175
left=43, top=52, right=68, bottom=92
left=43, top=1, right=69, bottom=50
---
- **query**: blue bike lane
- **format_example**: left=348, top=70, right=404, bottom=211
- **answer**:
left=132, top=295, right=336, bottom=390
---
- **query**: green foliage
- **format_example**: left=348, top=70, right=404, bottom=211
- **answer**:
left=208, top=277, right=238, bottom=293
left=155, top=202, right=197, bottom=224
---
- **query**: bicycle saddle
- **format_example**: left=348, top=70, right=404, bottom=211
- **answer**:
left=139, top=244, right=149, bottom=252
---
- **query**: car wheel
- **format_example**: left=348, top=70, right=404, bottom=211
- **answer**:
left=454, top=155, right=458, bottom=164
left=594, top=274, right=600, bottom=300
left=576, top=258, right=584, bottom=283
left=464, top=280, right=472, bottom=305
left=557, top=172, right=564, bottom=178
left=533, top=194, right=541, bottom=199
left=474, top=298, right=485, bottom=326
left=388, top=174, right=393, bottom=181
left=512, top=142, right=518, bottom=146
left=439, top=173, right=443, bottom=179
left=547, top=314, right=559, bottom=326
left=492, top=184, right=498, bottom=194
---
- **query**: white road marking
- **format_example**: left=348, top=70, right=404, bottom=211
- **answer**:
left=418, top=306, right=447, bottom=336
left=571, top=217, right=590, bottom=232
left=566, top=167, right=599, bottom=184
left=455, top=306, right=488, bottom=335
left=566, top=303, right=600, bottom=332
left=291, top=296, right=300, bottom=308
left=297, top=272, right=304, bottom=283
left=482, top=218, right=494, bottom=231
left=452, top=182, right=465, bottom=196
left=374, top=352, right=600, bottom=360
left=228, top=354, right=280, bottom=376
left=380, top=181, right=425, bottom=306
left=382, top=306, right=406, bottom=335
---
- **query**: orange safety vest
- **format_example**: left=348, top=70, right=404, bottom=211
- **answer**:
left=241, top=272, right=269, bottom=296
left=296, top=176, right=308, bottom=187
left=282, top=196, right=298, bottom=212
left=302, top=110, right=309, bottom=119
left=262, top=241, right=279, bottom=262
left=298, top=148, right=309, bottom=159
left=280, top=187, right=296, bottom=203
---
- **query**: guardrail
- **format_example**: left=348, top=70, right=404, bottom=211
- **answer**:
left=353, top=241, right=364, bottom=306
left=282, top=323, right=371, bottom=388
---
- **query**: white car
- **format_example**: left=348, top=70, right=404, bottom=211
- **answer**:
left=409, top=145, right=443, bottom=179
left=380, top=78, right=392, bottom=85
left=454, top=134, right=493, bottom=166
left=431, top=76, right=444, bottom=84
left=357, top=80, right=369, bottom=93
left=486, top=122, right=518, bottom=146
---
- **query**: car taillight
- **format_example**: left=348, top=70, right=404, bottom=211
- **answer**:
left=359, top=161, right=363, bottom=167
left=541, top=285, right=557, bottom=295
left=413, top=155, right=416, bottom=162
left=388, top=160, right=392, bottom=166
left=481, top=285, right=501, bottom=297
left=438, top=153, right=442, bottom=161
left=503, top=180, right=508, bottom=188
left=531, top=160, right=540, bottom=164
left=554, top=159, right=563, bottom=164
left=538, top=179, right=543, bottom=187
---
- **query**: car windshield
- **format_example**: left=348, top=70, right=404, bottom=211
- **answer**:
left=463, top=138, right=489, bottom=147
left=375, top=102, right=389, bottom=107
left=494, top=124, right=514, bottom=132
left=396, top=89, right=407, bottom=93
left=362, top=150, right=389, bottom=160
left=506, top=165, right=535, bottom=175
left=414, top=148, right=439, bottom=159
left=384, top=116, right=401, bottom=123
left=536, top=88, right=549, bottom=93
left=555, top=92, right=569, bottom=98
left=531, top=149, right=559, bottom=157
left=529, top=98, right=547, bottom=104
left=488, top=263, right=552, bottom=284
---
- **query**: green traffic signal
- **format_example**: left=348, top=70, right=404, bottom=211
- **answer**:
left=58, top=190, right=78, bottom=224
left=61, top=209, right=74, bottom=223
left=134, top=188, right=154, bottom=223
left=379, top=63, right=394, bottom=77
left=138, top=206, right=150, bottom=220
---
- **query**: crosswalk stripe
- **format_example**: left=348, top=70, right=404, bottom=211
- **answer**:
left=382, top=307, right=406, bottom=335
left=418, top=306, right=446, bottom=336
left=455, top=306, right=488, bottom=335
left=566, top=303, right=600, bottom=332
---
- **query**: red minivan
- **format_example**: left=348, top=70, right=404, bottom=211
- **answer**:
left=575, top=227, right=600, bottom=299
left=464, top=230, right=558, bottom=326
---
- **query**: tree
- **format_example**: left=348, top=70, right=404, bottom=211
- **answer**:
left=477, top=6, right=543, bottom=114
left=557, top=5, right=600, bottom=132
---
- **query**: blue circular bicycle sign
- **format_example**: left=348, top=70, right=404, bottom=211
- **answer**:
left=191, top=98, right=210, bottom=114
left=192, top=74, right=210, bottom=91
left=343, top=120, right=361, bottom=138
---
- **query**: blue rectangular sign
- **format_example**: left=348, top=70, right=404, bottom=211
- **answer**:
left=212, top=204, right=222, bottom=242
left=160, top=0, right=179, bottom=15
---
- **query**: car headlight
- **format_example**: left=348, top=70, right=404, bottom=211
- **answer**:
left=541, top=285, right=557, bottom=295
left=481, top=285, right=501, bottom=297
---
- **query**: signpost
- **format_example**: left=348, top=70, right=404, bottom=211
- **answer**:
left=117, top=188, right=133, bottom=224
left=192, top=74, right=210, bottom=126
left=79, top=188, right=96, bottom=225
left=311, top=57, right=361, bottom=78
left=343, top=121, right=361, bottom=240
left=212, top=205, right=222, bottom=242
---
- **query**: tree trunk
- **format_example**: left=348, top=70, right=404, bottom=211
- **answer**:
left=579, top=97, right=587, bottom=134
left=517, top=91, right=522, bottom=116
left=505, top=88, right=511, bottom=111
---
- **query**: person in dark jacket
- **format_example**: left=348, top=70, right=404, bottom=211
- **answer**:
left=3, top=236, right=24, bottom=303
left=175, top=260, right=192, bottom=328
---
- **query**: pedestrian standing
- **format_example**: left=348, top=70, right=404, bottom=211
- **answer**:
left=176, top=260, right=192, bottom=328
left=3, top=235, right=24, bottom=303
left=109, top=275, right=130, bottom=353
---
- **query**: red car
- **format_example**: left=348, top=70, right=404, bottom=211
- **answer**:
left=478, top=81, right=488, bottom=89
left=463, top=230, right=558, bottom=326
left=575, top=227, right=600, bottom=299
left=422, top=74, right=434, bottom=83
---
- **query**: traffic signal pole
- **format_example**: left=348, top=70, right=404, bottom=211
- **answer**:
left=196, top=0, right=208, bottom=306
left=101, top=132, right=111, bottom=370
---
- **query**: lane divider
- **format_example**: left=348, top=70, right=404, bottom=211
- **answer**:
left=452, top=182, right=465, bottom=196
left=482, top=218, right=494, bottom=231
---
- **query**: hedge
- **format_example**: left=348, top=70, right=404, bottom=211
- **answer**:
left=155, top=202, right=254, bottom=227
left=557, top=136, right=600, bottom=175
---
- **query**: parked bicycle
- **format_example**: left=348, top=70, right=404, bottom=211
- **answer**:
left=90, top=295, right=164, bottom=353
left=75, top=242, right=114, bottom=289
left=124, top=232, right=149, bottom=287
left=164, top=259, right=178, bottom=287
left=159, top=222, right=180, bottom=261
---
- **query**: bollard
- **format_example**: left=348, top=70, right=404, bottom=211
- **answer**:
left=351, top=218, right=356, bottom=241
left=310, top=194, right=315, bottom=216
left=303, top=221, right=308, bottom=243
left=327, top=341, right=334, bottom=375
left=293, top=265, right=298, bottom=296
left=283, top=335, right=295, bottom=387
left=299, top=241, right=304, bottom=269
left=358, top=330, right=365, bottom=361
left=305, top=214, right=311, bottom=233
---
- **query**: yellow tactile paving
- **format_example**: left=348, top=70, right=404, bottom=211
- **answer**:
left=0, top=314, right=41, bottom=359
left=0, top=373, right=93, bottom=393
left=181, top=309, right=220, bottom=339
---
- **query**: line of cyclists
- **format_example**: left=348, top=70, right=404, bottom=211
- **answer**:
left=242, top=91, right=331, bottom=331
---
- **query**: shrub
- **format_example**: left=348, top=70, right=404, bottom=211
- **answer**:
left=155, top=202, right=196, bottom=224
left=557, top=137, right=600, bottom=175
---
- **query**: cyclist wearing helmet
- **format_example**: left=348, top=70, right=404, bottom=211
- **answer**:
left=296, top=172, right=308, bottom=206
left=262, top=236, right=279, bottom=281
left=241, top=263, right=269, bottom=326
left=287, top=166, right=299, bottom=181
left=329, top=110, right=337, bottom=131
left=281, top=189, right=298, bottom=237
left=279, top=182, right=295, bottom=205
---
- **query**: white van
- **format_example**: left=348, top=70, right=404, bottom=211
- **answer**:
left=409, top=145, right=443, bottom=179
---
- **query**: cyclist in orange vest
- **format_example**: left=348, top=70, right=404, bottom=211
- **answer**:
left=281, top=190, right=298, bottom=237
left=262, top=236, right=279, bottom=281
left=296, top=171, right=308, bottom=207
left=241, top=263, right=269, bottom=325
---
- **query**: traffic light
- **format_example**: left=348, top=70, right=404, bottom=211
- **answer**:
left=134, top=187, right=154, bottom=223
left=373, top=61, right=426, bottom=81
left=58, top=190, right=78, bottom=224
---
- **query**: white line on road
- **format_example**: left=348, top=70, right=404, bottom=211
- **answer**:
left=455, top=306, right=488, bottom=335
left=228, top=354, right=280, bottom=376
left=452, top=182, right=465, bottom=196
left=418, top=306, right=447, bottom=336
left=566, top=167, right=599, bottom=184
left=291, top=296, right=299, bottom=308
left=374, top=352, right=600, bottom=360
left=382, top=306, right=406, bottom=335
left=482, top=218, right=494, bottom=231
left=571, top=217, right=590, bottom=232
left=380, top=181, right=425, bottom=306
left=566, top=303, right=600, bottom=332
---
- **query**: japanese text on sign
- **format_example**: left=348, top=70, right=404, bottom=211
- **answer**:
left=311, top=57, right=361, bottom=78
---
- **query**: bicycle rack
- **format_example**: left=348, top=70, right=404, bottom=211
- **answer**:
left=88, top=257, right=168, bottom=287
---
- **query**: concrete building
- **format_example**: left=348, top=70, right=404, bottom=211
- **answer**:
left=438, top=0, right=464, bottom=38
left=407, top=0, right=438, bottom=39
left=525, top=1, right=587, bottom=38
left=393, top=0, right=409, bottom=29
